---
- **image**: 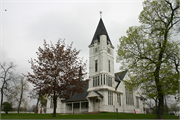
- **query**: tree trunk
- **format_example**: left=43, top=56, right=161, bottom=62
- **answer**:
left=155, top=98, right=158, bottom=114
left=36, top=98, right=39, bottom=114
left=158, top=93, right=164, bottom=119
left=18, top=80, right=24, bottom=113
left=53, top=78, right=57, bottom=117
left=154, top=64, right=164, bottom=119
left=1, top=88, right=3, bottom=107
left=53, top=96, right=57, bottom=117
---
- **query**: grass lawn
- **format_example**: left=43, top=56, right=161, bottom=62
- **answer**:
left=1, top=112, right=179, bottom=119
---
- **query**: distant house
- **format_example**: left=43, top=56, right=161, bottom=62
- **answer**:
left=46, top=17, right=146, bottom=114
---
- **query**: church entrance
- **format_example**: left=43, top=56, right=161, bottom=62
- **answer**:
left=94, top=98, right=100, bottom=112
left=87, top=91, right=103, bottom=112
left=88, top=97, right=101, bottom=112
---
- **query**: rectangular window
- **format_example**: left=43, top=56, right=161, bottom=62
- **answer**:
left=98, top=76, right=99, bottom=86
left=107, top=76, right=112, bottom=87
left=93, top=77, right=95, bottom=87
left=101, top=74, right=102, bottom=85
left=67, top=103, right=72, bottom=110
left=126, top=89, right=134, bottom=105
left=73, top=103, right=79, bottom=108
left=95, top=48, right=98, bottom=52
left=95, top=76, right=97, bottom=87
left=93, top=76, right=100, bottom=87
left=96, top=99, right=100, bottom=102
left=95, top=60, right=98, bottom=72
left=108, top=60, right=110, bottom=72
left=108, top=48, right=111, bottom=54
left=50, top=98, right=53, bottom=108
left=104, top=74, right=105, bottom=85
left=136, top=97, right=139, bottom=108
left=108, top=91, right=113, bottom=105
left=86, top=102, right=88, bottom=108
left=117, top=93, right=121, bottom=106
left=94, top=47, right=99, bottom=53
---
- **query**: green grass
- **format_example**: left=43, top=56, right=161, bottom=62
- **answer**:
left=1, top=112, right=179, bottom=119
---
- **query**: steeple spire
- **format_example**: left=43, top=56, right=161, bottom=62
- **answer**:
left=89, top=17, right=114, bottom=47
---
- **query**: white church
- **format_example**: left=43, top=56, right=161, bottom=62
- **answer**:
left=46, top=17, right=146, bottom=114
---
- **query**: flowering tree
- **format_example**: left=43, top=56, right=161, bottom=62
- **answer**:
left=26, top=39, right=87, bottom=117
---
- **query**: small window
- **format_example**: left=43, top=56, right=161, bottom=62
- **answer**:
left=86, top=102, right=88, bottom=108
left=95, top=60, right=98, bottom=72
left=101, top=74, right=102, bottom=85
left=107, top=48, right=111, bottom=54
left=95, top=48, right=98, bottom=52
left=74, top=103, right=79, bottom=108
left=126, top=89, right=134, bottom=105
left=98, top=76, right=99, bottom=86
left=136, top=97, right=139, bottom=108
left=104, top=74, right=105, bottom=85
left=94, top=47, right=99, bottom=53
left=107, top=75, right=112, bottom=87
left=117, top=93, right=121, bottom=106
left=50, top=98, right=53, bottom=108
left=67, top=103, right=72, bottom=110
left=108, top=91, right=113, bottom=105
left=108, top=60, right=110, bottom=72
left=93, top=76, right=97, bottom=87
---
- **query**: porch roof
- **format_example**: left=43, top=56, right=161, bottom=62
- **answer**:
left=65, top=84, right=88, bottom=102
left=86, top=91, right=103, bottom=98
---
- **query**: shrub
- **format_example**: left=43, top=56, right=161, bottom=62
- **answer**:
left=2, top=102, right=13, bottom=114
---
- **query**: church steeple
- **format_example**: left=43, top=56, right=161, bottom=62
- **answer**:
left=89, top=18, right=113, bottom=47
left=88, top=17, right=115, bottom=90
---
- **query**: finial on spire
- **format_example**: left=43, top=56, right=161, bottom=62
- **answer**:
left=100, top=11, right=102, bottom=18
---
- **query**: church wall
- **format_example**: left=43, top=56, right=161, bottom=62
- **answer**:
left=46, top=97, right=66, bottom=114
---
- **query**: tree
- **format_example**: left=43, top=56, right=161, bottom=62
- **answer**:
left=15, top=76, right=29, bottom=113
left=23, top=100, right=29, bottom=113
left=2, top=102, right=13, bottom=114
left=7, top=75, right=29, bottom=113
left=39, top=95, right=47, bottom=113
left=117, top=0, right=180, bottom=119
left=0, top=62, right=17, bottom=107
left=26, top=39, right=87, bottom=117
left=28, top=89, right=41, bottom=113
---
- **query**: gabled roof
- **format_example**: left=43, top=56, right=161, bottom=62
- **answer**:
left=86, top=91, right=103, bottom=98
left=89, top=18, right=113, bottom=47
left=65, top=84, right=88, bottom=102
left=115, top=70, right=128, bottom=83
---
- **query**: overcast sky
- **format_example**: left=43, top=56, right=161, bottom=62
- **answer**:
left=1, top=0, right=180, bottom=107
left=1, top=0, right=145, bottom=77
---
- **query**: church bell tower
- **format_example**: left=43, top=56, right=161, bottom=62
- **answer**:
left=88, top=18, right=115, bottom=91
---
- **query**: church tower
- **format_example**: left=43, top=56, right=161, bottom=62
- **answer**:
left=88, top=18, right=115, bottom=91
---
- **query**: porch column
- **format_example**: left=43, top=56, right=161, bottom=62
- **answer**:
left=98, top=97, right=102, bottom=111
left=80, top=101, right=81, bottom=113
left=87, top=97, right=91, bottom=112
left=72, top=102, right=74, bottom=114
